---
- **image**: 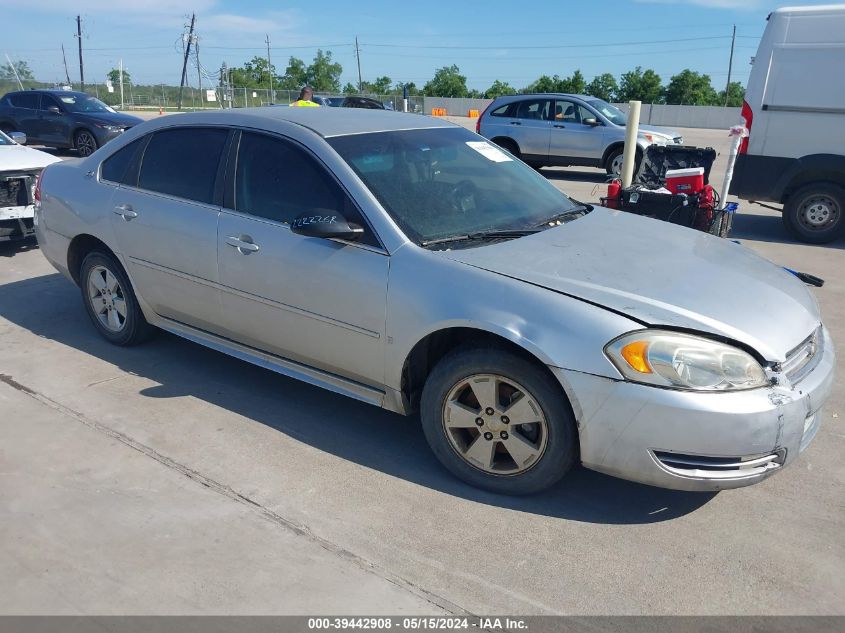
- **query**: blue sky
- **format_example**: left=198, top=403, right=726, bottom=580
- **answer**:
left=0, top=0, right=826, bottom=91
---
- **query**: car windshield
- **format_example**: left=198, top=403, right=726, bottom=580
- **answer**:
left=56, top=94, right=115, bottom=113
left=329, top=127, right=583, bottom=246
left=587, top=99, right=627, bottom=126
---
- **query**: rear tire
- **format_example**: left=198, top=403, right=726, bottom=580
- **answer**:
left=420, top=346, right=577, bottom=495
left=783, top=183, right=845, bottom=244
left=80, top=251, right=153, bottom=346
left=491, top=137, right=521, bottom=160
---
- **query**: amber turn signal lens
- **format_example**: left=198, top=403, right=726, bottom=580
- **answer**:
left=620, top=340, right=652, bottom=374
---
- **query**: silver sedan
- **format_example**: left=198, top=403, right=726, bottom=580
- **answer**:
left=34, top=107, right=834, bottom=494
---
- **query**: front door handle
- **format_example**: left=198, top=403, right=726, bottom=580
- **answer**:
left=225, top=235, right=260, bottom=254
left=113, top=204, right=138, bottom=220
left=509, top=121, right=522, bottom=126
left=553, top=124, right=566, bottom=128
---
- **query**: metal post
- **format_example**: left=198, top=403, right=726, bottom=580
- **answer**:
left=621, top=100, right=641, bottom=188
left=724, top=25, right=736, bottom=107
left=266, top=34, right=274, bottom=104
left=119, top=58, right=124, bottom=110
left=178, top=13, right=196, bottom=111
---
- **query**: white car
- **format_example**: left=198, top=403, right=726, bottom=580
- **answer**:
left=1, top=130, right=60, bottom=242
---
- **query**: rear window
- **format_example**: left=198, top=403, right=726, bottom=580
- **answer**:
left=490, top=103, right=514, bottom=117
left=101, top=138, right=145, bottom=186
left=9, top=93, right=40, bottom=109
left=138, top=128, right=228, bottom=204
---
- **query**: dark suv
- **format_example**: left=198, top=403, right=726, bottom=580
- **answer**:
left=0, top=90, right=143, bottom=156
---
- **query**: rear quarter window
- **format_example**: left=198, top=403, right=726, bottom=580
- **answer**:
left=101, top=138, right=146, bottom=186
left=490, top=103, right=515, bottom=117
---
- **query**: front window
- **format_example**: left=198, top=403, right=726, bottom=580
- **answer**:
left=55, top=94, right=115, bottom=114
left=328, top=127, right=583, bottom=246
left=587, top=99, right=627, bottom=126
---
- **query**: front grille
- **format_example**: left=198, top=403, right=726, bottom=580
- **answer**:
left=653, top=450, right=784, bottom=479
left=781, top=327, right=822, bottom=383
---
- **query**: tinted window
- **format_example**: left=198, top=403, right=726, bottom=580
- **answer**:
left=138, top=128, right=227, bottom=204
left=490, top=103, right=514, bottom=117
left=40, top=95, right=61, bottom=111
left=9, top=93, right=40, bottom=109
left=101, top=138, right=145, bottom=185
left=514, top=98, right=550, bottom=121
left=235, top=132, right=377, bottom=245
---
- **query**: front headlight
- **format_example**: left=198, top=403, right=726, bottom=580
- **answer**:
left=605, top=330, right=768, bottom=391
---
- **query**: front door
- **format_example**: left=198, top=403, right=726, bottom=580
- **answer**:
left=108, top=127, right=229, bottom=332
left=37, top=94, right=72, bottom=146
left=216, top=131, right=388, bottom=387
left=549, top=100, right=608, bottom=162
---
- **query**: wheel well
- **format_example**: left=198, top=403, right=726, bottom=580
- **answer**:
left=601, top=142, right=641, bottom=167
left=491, top=137, right=519, bottom=154
left=401, top=327, right=564, bottom=413
left=67, top=234, right=115, bottom=285
left=781, top=173, right=845, bottom=204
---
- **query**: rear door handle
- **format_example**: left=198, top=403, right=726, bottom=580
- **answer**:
left=225, top=235, right=260, bottom=254
left=113, top=204, right=138, bottom=220
left=509, top=121, right=522, bottom=126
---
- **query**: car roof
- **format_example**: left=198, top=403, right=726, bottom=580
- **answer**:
left=494, top=93, right=596, bottom=101
left=7, top=89, right=88, bottom=97
left=140, top=106, right=457, bottom=139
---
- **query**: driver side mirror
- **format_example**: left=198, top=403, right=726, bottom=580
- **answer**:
left=8, top=131, right=26, bottom=145
left=290, top=210, right=364, bottom=242
left=583, top=118, right=600, bottom=126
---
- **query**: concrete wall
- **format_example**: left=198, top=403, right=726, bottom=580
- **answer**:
left=422, top=96, right=741, bottom=130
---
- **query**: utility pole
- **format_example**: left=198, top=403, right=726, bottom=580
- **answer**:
left=119, top=58, right=124, bottom=109
left=4, top=54, right=24, bottom=90
left=76, top=15, right=85, bottom=91
left=195, top=38, right=202, bottom=96
left=724, top=24, right=736, bottom=107
left=265, top=34, right=274, bottom=104
left=178, top=13, right=196, bottom=111
left=355, top=36, right=363, bottom=93
left=61, top=44, right=71, bottom=86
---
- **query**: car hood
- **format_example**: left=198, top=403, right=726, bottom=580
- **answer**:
left=0, top=143, right=61, bottom=172
left=441, top=208, right=820, bottom=361
left=639, top=124, right=680, bottom=139
left=76, top=111, right=143, bottom=127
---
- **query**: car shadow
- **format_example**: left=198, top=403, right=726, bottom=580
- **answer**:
left=0, top=272, right=717, bottom=525
left=729, top=207, right=845, bottom=250
left=0, top=237, right=39, bottom=257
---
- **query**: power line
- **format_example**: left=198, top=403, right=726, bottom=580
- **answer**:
left=361, top=35, right=732, bottom=50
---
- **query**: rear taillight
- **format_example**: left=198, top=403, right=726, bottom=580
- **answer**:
left=476, top=102, right=493, bottom=134
left=739, top=100, right=753, bottom=154
left=34, top=170, right=43, bottom=203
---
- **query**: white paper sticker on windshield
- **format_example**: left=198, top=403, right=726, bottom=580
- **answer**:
left=466, top=141, right=512, bottom=162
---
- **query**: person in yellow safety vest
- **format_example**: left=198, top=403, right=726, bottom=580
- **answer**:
left=290, top=86, right=320, bottom=107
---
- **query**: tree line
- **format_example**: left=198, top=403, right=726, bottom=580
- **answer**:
left=2, top=53, right=744, bottom=107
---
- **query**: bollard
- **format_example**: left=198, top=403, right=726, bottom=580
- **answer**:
left=620, top=100, right=641, bottom=188
left=468, top=109, right=480, bottom=118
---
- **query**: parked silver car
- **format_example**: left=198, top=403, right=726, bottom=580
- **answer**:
left=35, top=108, right=833, bottom=494
left=478, top=93, right=683, bottom=176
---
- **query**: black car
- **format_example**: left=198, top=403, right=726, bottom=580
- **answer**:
left=341, top=96, right=386, bottom=110
left=0, top=90, right=143, bottom=157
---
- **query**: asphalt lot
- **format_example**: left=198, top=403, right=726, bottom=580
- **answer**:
left=1, top=118, right=843, bottom=615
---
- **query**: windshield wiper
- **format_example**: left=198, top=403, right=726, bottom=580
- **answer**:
left=533, top=203, right=593, bottom=228
left=421, top=228, right=540, bottom=247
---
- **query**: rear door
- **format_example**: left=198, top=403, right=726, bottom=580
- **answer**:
left=7, top=93, right=41, bottom=140
left=107, top=126, right=229, bottom=332
left=216, top=130, right=389, bottom=387
left=549, top=99, right=607, bottom=162
left=486, top=98, right=552, bottom=162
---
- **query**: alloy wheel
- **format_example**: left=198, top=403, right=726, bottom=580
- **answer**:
left=87, top=265, right=127, bottom=332
left=441, top=373, right=548, bottom=475
left=76, top=131, right=97, bottom=157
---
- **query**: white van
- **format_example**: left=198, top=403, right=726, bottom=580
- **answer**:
left=730, top=4, right=845, bottom=243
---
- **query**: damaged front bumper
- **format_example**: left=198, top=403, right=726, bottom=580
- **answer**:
left=554, top=327, right=836, bottom=491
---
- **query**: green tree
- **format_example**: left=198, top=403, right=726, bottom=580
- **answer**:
left=306, top=49, right=342, bottom=93
left=107, top=68, right=131, bottom=85
left=277, top=57, right=308, bottom=91
left=423, top=65, right=468, bottom=97
left=719, top=80, right=745, bottom=107
left=0, top=60, right=34, bottom=82
left=617, top=66, right=663, bottom=104
left=585, top=73, right=618, bottom=101
left=229, top=56, right=277, bottom=89
left=363, top=75, right=392, bottom=94
left=525, top=74, right=562, bottom=93
left=342, top=81, right=359, bottom=95
left=395, top=81, right=421, bottom=96
left=484, top=80, right=517, bottom=99
left=664, top=69, right=718, bottom=105
left=559, top=69, right=586, bottom=94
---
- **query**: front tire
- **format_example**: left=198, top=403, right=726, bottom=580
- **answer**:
left=783, top=183, right=845, bottom=244
left=80, top=251, right=153, bottom=346
left=75, top=129, right=98, bottom=157
left=420, top=347, right=577, bottom=495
